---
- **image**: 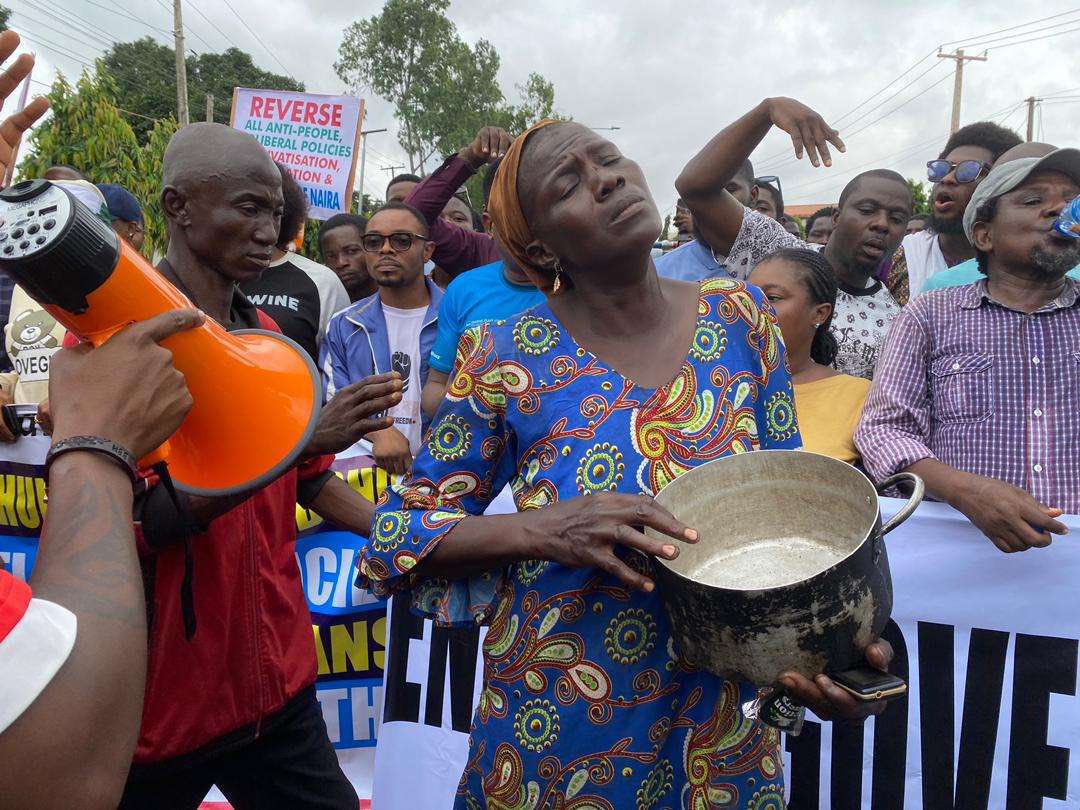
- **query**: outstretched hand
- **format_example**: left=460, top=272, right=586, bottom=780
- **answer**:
left=0, top=31, right=50, bottom=185
left=305, top=371, right=403, bottom=456
left=765, top=97, right=845, bottom=168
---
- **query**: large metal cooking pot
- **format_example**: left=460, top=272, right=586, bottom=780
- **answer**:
left=646, top=450, right=923, bottom=686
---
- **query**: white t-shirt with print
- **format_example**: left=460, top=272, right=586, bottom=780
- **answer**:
left=829, top=280, right=900, bottom=380
left=382, top=303, right=427, bottom=455
left=724, top=207, right=900, bottom=380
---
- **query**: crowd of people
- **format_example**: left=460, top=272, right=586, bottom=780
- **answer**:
left=0, top=22, right=1078, bottom=808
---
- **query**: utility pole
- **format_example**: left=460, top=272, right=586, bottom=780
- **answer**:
left=205, top=93, right=214, bottom=123
left=357, top=127, right=387, bottom=214
left=1025, top=96, right=1041, bottom=142
left=172, top=0, right=189, bottom=126
left=937, top=49, right=987, bottom=133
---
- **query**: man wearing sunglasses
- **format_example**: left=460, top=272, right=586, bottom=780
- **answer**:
left=885, top=122, right=1021, bottom=305
left=322, top=201, right=441, bottom=477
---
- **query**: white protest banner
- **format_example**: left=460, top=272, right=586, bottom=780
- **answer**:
left=782, top=498, right=1080, bottom=809
left=230, top=88, right=364, bottom=220
left=371, top=486, right=514, bottom=808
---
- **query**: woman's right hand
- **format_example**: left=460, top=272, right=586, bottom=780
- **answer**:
left=518, top=492, right=699, bottom=592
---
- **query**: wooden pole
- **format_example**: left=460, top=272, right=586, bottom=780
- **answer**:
left=173, top=0, right=189, bottom=126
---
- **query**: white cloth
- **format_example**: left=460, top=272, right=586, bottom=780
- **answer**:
left=0, top=597, right=77, bottom=733
left=382, top=304, right=427, bottom=455
left=898, top=230, right=949, bottom=301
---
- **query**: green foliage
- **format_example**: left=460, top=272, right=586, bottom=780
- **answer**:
left=99, top=38, right=303, bottom=140
left=906, top=178, right=931, bottom=215
left=0, top=5, right=11, bottom=31
left=335, top=0, right=557, bottom=196
left=20, top=71, right=178, bottom=257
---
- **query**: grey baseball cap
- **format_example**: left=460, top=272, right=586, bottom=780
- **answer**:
left=963, top=148, right=1080, bottom=241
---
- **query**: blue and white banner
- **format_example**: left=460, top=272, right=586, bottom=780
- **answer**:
left=783, top=499, right=1080, bottom=809
left=3, top=432, right=1078, bottom=809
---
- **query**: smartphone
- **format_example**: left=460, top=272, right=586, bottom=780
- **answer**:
left=830, top=665, right=907, bottom=702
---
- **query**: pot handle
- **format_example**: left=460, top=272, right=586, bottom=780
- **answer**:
left=877, top=473, right=925, bottom=535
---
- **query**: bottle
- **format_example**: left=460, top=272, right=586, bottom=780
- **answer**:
left=1053, top=195, right=1080, bottom=238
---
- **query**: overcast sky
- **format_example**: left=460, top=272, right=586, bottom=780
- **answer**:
left=6, top=0, right=1080, bottom=222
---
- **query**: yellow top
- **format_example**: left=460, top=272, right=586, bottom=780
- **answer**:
left=793, top=374, right=872, bottom=464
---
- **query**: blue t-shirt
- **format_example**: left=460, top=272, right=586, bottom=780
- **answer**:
left=654, top=238, right=728, bottom=282
left=922, top=257, right=1080, bottom=291
left=428, top=261, right=546, bottom=373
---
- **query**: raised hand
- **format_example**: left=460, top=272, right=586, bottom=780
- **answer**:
left=0, top=31, right=51, bottom=186
left=459, top=126, right=513, bottom=170
left=764, top=97, right=845, bottom=168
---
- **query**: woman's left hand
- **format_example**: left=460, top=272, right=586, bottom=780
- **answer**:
left=778, top=639, right=894, bottom=722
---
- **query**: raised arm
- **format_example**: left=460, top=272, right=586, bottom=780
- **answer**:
left=404, top=127, right=510, bottom=277
left=0, top=310, right=201, bottom=809
left=676, top=98, right=844, bottom=256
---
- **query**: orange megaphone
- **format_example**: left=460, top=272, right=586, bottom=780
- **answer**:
left=0, top=179, right=320, bottom=496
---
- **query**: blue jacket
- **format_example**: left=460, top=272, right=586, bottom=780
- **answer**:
left=320, top=279, right=443, bottom=433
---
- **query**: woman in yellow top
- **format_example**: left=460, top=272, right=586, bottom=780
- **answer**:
left=749, top=247, right=871, bottom=463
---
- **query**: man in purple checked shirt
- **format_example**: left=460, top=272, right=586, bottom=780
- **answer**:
left=856, top=147, right=1080, bottom=554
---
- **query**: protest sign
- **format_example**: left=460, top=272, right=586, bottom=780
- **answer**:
left=230, top=88, right=364, bottom=220
left=4, top=434, right=1078, bottom=810
left=782, top=499, right=1080, bottom=809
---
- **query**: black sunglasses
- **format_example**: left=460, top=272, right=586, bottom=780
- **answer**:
left=360, top=231, right=429, bottom=253
left=927, top=159, right=990, bottom=184
left=755, top=174, right=783, bottom=198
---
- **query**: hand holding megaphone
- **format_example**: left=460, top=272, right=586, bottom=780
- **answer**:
left=0, top=179, right=322, bottom=496
left=48, top=309, right=204, bottom=459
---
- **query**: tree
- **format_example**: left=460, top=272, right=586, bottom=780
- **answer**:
left=906, top=178, right=930, bottom=215
left=20, top=71, right=178, bottom=257
left=0, top=5, right=11, bottom=31
left=335, top=0, right=557, bottom=177
left=99, top=38, right=303, bottom=140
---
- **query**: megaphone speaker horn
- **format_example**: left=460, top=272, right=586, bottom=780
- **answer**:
left=0, top=179, right=321, bottom=497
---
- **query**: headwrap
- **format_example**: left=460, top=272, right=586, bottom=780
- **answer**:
left=487, top=119, right=562, bottom=278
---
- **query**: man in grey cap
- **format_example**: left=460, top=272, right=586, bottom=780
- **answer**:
left=856, top=147, right=1080, bottom=553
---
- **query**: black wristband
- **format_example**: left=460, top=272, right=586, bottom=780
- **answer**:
left=46, top=435, right=139, bottom=486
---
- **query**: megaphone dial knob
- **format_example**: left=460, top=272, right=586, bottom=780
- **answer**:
left=0, top=181, right=71, bottom=259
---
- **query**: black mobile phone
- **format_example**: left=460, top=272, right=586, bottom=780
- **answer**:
left=830, top=665, right=907, bottom=702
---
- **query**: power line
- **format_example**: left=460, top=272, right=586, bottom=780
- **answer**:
left=955, top=16, right=1080, bottom=51
left=219, top=0, right=295, bottom=80
left=985, top=23, right=1080, bottom=52
left=15, top=29, right=95, bottom=68
left=939, top=7, right=1080, bottom=48
left=784, top=131, right=946, bottom=197
left=843, top=70, right=955, bottom=140
left=186, top=0, right=232, bottom=49
left=72, top=0, right=172, bottom=37
left=758, top=9, right=1080, bottom=171
left=13, top=4, right=114, bottom=49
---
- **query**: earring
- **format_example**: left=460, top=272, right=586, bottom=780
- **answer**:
left=552, top=259, right=564, bottom=294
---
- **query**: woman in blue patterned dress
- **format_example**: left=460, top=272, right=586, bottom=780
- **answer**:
left=359, top=121, right=893, bottom=808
